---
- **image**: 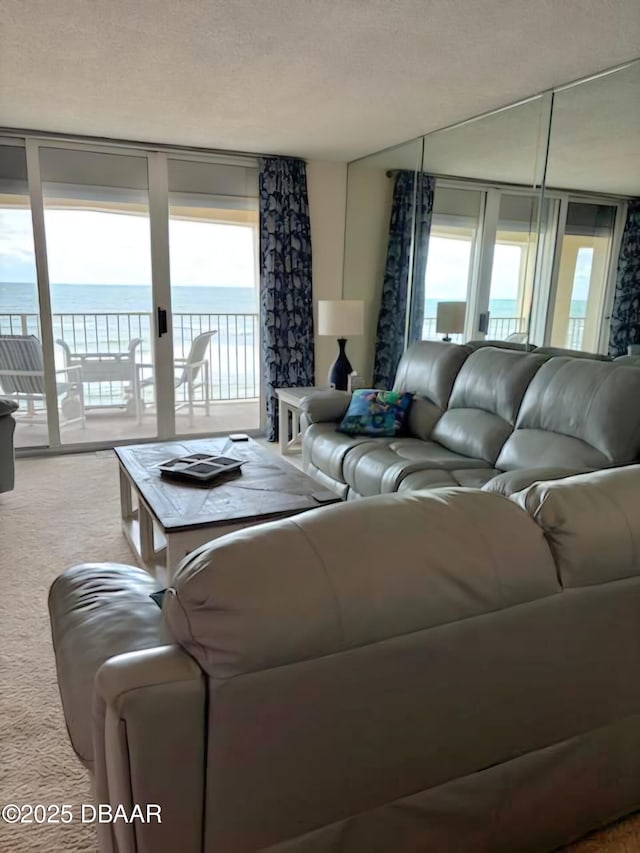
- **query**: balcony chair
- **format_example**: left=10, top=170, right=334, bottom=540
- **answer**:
left=0, top=335, right=85, bottom=428
left=136, top=330, right=217, bottom=427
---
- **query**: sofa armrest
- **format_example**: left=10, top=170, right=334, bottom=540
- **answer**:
left=0, top=396, right=19, bottom=416
left=482, top=467, right=592, bottom=497
left=48, top=563, right=168, bottom=768
left=298, top=389, right=352, bottom=423
left=93, top=645, right=206, bottom=853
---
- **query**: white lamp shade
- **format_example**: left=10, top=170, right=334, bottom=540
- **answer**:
left=435, top=301, right=466, bottom=334
left=318, top=300, right=364, bottom=337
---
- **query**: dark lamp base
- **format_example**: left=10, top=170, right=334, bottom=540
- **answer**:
left=328, top=338, right=353, bottom=391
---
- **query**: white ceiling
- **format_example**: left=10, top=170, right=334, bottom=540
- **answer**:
left=0, top=0, right=639, bottom=162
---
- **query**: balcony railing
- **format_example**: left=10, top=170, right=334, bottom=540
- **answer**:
left=0, top=311, right=259, bottom=407
left=0, top=310, right=590, bottom=409
left=422, top=316, right=585, bottom=349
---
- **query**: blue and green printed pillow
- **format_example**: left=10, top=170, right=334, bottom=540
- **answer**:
left=337, top=389, right=413, bottom=437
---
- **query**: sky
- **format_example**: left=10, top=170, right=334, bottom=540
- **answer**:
left=0, top=209, right=256, bottom=287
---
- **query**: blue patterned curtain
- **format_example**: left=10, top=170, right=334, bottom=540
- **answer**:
left=259, top=157, right=314, bottom=441
left=609, top=200, right=640, bottom=356
left=373, top=171, right=435, bottom=388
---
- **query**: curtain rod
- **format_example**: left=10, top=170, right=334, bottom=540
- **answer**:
left=384, top=169, right=634, bottom=201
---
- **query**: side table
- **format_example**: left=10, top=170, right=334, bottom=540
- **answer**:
left=275, top=387, right=321, bottom=455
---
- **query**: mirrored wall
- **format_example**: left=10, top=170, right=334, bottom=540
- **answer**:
left=343, top=58, right=640, bottom=382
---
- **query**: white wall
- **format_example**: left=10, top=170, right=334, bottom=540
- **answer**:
left=306, top=160, right=348, bottom=384
left=342, top=164, right=393, bottom=383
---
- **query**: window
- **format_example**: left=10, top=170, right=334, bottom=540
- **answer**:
left=167, top=158, right=260, bottom=428
left=423, top=187, right=483, bottom=342
left=487, top=194, right=539, bottom=340
left=548, top=202, right=617, bottom=351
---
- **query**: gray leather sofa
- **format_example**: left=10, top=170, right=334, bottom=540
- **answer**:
left=0, top=396, right=18, bottom=492
left=301, top=341, right=640, bottom=498
left=49, top=465, right=640, bottom=852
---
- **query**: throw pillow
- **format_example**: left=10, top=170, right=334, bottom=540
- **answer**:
left=337, top=389, right=413, bottom=437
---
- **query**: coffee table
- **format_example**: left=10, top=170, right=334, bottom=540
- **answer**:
left=115, top=437, right=340, bottom=583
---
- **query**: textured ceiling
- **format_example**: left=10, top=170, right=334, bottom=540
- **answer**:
left=0, top=0, right=639, bottom=161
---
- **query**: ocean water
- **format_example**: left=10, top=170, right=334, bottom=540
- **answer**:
left=0, top=283, right=585, bottom=320
left=0, top=283, right=260, bottom=401
left=0, top=282, right=258, bottom=314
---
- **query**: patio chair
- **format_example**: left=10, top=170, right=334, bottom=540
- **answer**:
left=0, top=335, right=85, bottom=427
left=136, top=330, right=217, bottom=427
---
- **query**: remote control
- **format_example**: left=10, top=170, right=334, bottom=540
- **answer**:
left=228, top=433, right=250, bottom=441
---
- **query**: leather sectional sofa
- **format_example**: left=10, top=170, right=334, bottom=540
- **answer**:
left=49, top=464, right=640, bottom=852
left=301, top=342, right=640, bottom=498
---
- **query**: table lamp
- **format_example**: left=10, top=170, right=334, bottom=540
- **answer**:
left=318, top=300, right=364, bottom=390
left=435, top=301, right=466, bottom=342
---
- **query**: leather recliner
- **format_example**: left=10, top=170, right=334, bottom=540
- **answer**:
left=48, top=465, right=640, bottom=852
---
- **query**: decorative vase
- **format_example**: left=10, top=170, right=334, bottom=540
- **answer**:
left=328, top=338, right=352, bottom=391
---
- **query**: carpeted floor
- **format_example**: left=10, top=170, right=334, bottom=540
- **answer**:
left=0, top=451, right=639, bottom=852
left=0, top=453, right=134, bottom=852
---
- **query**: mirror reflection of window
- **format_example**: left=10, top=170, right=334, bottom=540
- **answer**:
left=548, top=202, right=616, bottom=352
left=422, top=187, right=482, bottom=341
left=488, top=194, right=539, bottom=340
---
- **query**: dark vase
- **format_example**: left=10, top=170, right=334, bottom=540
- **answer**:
left=328, top=338, right=352, bottom=391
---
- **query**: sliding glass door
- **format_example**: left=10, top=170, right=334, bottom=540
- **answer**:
left=0, top=142, right=50, bottom=447
left=0, top=137, right=261, bottom=452
left=166, top=158, right=260, bottom=434
left=547, top=201, right=618, bottom=351
left=40, top=147, right=157, bottom=445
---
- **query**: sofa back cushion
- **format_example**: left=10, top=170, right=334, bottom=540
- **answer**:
left=392, top=341, right=470, bottom=440
left=512, top=465, right=640, bottom=588
left=164, top=489, right=558, bottom=680
left=497, top=359, right=640, bottom=471
left=431, top=347, right=547, bottom=464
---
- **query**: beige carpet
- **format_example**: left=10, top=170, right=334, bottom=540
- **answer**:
left=0, top=451, right=639, bottom=852
left=0, top=453, right=134, bottom=852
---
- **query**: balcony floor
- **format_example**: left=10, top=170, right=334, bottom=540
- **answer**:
left=14, top=399, right=261, bottom=449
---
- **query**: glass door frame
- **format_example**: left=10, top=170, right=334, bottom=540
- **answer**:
left=7, top=134, right=261, bottom=453
left=537, top=192, right=627, bottom=352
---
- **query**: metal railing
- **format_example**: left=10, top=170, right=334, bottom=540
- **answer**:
left=0, top=311, right=260, bottom=407
left=422, top=316, right=585, bottom=348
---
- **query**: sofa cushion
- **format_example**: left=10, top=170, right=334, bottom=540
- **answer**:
left=302, top=422, right=387, bottom=484
left=497, top=359, right=640, bottom=471
left=399, top=467, right=500, bottom=491
left=392, top=341, right=470, bottom=440
left=337, top=389, right=413, bottom=437
left=511, top=465, right=640, bottom=588
left=342, top=439, right=491, bottom=496
left=483, top=466, right=593, bottom=497
left=392, top=341, right=470, bottom=409
left=164, top=489, right=559, bottom=679
left=432, top=348, right=547, bottom=464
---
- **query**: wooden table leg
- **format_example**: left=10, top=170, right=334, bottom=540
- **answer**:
left=119, top=465, right=133, bottom=520
left=279, top=397, right=289, bottom=454
left=138, top=501, right=155, bottom=566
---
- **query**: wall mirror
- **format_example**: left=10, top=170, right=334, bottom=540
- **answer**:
left=342, top=58, right=639, bottom=384
left=419, top=95, right=551, bottom=351
left=541, top=61, right=640, bottom=356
